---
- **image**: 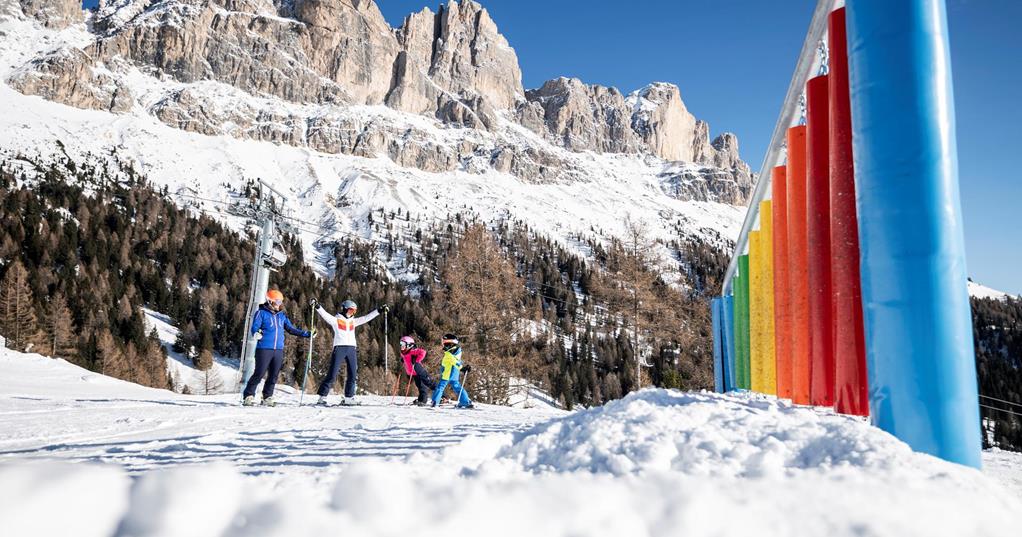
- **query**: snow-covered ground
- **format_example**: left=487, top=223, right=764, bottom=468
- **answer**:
left=1, top=348, right=1020, bottom=536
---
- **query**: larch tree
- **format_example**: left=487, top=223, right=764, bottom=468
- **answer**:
left=45, top=291, right=77, bottom=360
left=438, top=223, right=528, bottom=404
left=0, top=260, right=43, bottom=352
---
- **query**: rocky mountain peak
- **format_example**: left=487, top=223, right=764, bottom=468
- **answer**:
left=2, top=0, right=754, bottom=205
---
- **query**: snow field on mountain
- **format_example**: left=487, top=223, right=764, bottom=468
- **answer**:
left=1, top=348, right=1020, bottom=536
left=969, top=280, right=1018, bottom=301
left=0, top=12, right=746, bottom=284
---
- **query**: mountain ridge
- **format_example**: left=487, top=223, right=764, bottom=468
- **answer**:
left=3, top=0, right=753, bottom=204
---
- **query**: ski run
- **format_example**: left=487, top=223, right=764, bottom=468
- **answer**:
left=1, top=348, right=1020, bottom=537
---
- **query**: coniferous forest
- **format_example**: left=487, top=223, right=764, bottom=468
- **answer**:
left=0, top=151, right=720, bottom=407
left=0, top=150, right=1018, bottom=452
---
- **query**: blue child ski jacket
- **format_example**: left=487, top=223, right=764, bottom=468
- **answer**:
left=250, top=303, right=310, bottom=350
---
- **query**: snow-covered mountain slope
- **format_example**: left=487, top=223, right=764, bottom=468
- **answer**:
left=970, top=280, right=1018, bottom=301
left=1, top=348, right=1020, bottom=536
left=143, top=307, right=239, bottom=394
left=0, top=3, right=747, bottom=278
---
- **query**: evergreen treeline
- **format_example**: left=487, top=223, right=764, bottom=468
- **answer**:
left=0, top=151, right=722, bottom=406
left=972, top=294, right=1022, bottom=451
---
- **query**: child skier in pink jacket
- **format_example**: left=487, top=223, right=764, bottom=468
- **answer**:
left=399, top=336, right=436, bottom=405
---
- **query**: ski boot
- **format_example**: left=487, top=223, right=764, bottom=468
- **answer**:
left=316, top=396, right=330, bottom=406
left=261, top=397, right=277, bottom=407
left=339, top=396, right=361, bottom=406
left=412, top=399, right=428, bottom=407
left=457, top=403, right=475, bottom=410
left=242, top=395, right=256, bottom=406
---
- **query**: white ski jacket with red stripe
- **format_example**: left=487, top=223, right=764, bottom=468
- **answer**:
left=317, top=306, right=379, bottom=347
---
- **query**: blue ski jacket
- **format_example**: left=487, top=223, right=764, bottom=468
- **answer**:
left=250, top=303, right=310, bottom=350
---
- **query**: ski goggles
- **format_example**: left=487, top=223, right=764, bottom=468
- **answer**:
left=269, top=298, right=283, bottom=306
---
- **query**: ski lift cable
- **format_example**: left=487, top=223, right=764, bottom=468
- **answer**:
left=979, top=394, right=1022, bottom=409
left=170, top=192, right=236, bottom=207
left=979, top=403, right=1022, bottom=419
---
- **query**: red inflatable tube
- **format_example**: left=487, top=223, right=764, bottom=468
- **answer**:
left=806, top=75, right=835, bottom=407
left=829, top=8, right=869, bottom=416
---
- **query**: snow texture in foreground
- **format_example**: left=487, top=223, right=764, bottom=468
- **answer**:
left=1, top=350, right=1020, bottom=536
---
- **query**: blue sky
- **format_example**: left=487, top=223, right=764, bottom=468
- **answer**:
left=80, top=1, right=1021, bottom=294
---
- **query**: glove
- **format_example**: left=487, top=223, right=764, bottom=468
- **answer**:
left=461, top=364, right=472, bottom=374
left=378, top=304, right=390, bottom=313
left=310, top=298, right=318, bottom=307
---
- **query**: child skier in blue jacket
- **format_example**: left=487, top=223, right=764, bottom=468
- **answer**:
left=430, top=334, right=473, bottom=409
left=244, top=289, right=311, bottom=406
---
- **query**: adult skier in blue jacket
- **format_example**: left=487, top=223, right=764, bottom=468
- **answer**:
left=243, top=289, right=311, bottom=406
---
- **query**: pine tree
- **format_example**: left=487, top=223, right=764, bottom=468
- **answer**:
left=0, top=261, right=43, bottom=352
left=45, top=292, right=77, bottom=360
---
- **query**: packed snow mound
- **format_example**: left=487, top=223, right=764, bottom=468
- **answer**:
left=490, top=390, right=919, bottom=477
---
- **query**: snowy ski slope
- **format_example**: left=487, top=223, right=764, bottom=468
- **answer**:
left=1, top=348, right=1020, bottom=536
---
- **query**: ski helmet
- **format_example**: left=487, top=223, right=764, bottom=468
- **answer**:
left=341, top=299, right=357, bottom=310
left=442, top=333, right=459, bottom=349
left=400, top=335, right=415, bottom=350
left=266, top=289, right=284, bottom=303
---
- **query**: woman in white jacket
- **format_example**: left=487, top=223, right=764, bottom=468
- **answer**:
left=313, top=299, right=388, bottom=406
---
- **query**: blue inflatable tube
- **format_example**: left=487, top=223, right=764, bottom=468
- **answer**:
left=711, top=297, right=725, bottom=393
left=723, top=294, right=736, bottom=392
left=846, top=0, right=981, bottom=467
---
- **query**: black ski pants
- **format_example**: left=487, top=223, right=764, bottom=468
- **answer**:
left=318, top=345, right=358, bottom=397
left=413, top=361, right=435, bottom=403
left=244, top=348, right=284, bottom=399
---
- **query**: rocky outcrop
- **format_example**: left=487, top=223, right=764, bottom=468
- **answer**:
left=150, top=84, right=573, bottom=181
left=627, top=83, right=699, bottom=162
left=12, top=0, right=82, bottom=29
left=525, top=78, right=640, bottom=154
left=7, top=49, right=134, bottom=113
left=5, top=0, right=754, bottom=204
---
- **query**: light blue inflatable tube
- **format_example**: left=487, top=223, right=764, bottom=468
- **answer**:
left=711, top=297, right=725, bottom=393
left=722, top=294, right=736, bottom=392
left=846, top=0, right=981, bottom=467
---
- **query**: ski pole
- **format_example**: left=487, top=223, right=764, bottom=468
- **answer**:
left=383, top=309, right=388, bottom=374
left=455, top=369, right=469, bottom=407
left=300, top=301, right=316, bottom=406
left=390, top=368, right=400, bottom=404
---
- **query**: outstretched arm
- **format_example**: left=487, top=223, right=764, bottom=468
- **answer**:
left=316, top=306, right=336, bottom=325
left=352, top=308, right=380, bottom=327
left=283, top=312, right=311, bottom=338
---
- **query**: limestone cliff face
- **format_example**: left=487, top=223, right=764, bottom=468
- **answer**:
left=10, top=0, right=83, bottom=29
left=3, top=0, right=753, bottom=204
